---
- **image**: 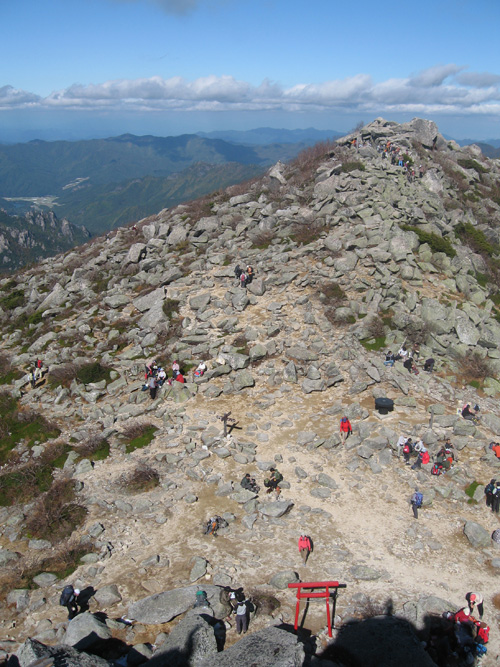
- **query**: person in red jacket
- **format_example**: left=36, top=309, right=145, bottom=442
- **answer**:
left=298, top=535, right=312, bottom=564
left=339, top=416, right=352, bottom=444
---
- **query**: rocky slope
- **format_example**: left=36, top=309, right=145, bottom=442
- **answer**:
left=0, top=118, right=500, bottom=666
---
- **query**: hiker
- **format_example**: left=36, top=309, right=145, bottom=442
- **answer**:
left=397, top=435, right=409, bottom=457
left=145, top=358, right=157, bottom=376
left=402, top=438, right=413, bottom=465
left=239, top=270, right=247, bottom=289
left=339, top=416, right=352, bottom=445
left=175, top=372, right=185, bottom=383
left=485, top=479, right=496, bottom=508
left=411, top=342, right=420, bottom=360
left=241, top=473, right=259, bottom=493
left=492, top=482, right=500, bottom=514
left=411, top=446, right=429, bottom=469
left=156, top=367, right=167, bottom=386
left=29, top=369, right=36, bottom=389
left=423, top=358, right=435, bottom=372
left=394, top=345, right=408, bottom=361
left=34, top=358, right=43, bottom=381
left=172, top=360, right=180, bottom=377
left=411, top=489, right=423, bottom=518
left=384, top=351, right=395, bottom=367
left=60, top=585, right=80, bottom=620
left=193, top=590, right=211, bottom=608
left=194, top=361, right=207, bottom=378
left=403, top=357, right=413, bottom=373
left=489, top=442, right=500, bottom=458
left=234, top=264, right=242, bottom=282
left=146, top=374, right=157, bottom=399
left=204, top=515, right=227, bottom=537
left=465, top=592, right=484, bottom=619
left=461, top=403, right=477, bottom=422
left=245, top=265, right=254, bottom=284
left=298, top=535, right=312, bottom=564
left=234, top=596, right=249, bottom=634
left=264, top=467, right=283, bottom=496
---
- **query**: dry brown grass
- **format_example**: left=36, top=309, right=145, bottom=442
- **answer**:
left=456, top=351, right=494, bottom=381
left=26, top=476, right=87, bottom=542
left=120, top=464, right=159, bottom=494
left=289, top=140, right=336, bottom=186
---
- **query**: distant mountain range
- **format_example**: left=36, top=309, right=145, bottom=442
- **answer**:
left=197, top=127, right=343, bottom=145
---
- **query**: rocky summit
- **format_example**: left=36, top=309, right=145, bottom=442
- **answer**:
left=1, top=118, right=500, bottom=666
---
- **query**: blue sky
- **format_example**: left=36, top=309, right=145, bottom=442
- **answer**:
left=1, top=0, right=500, bottom=142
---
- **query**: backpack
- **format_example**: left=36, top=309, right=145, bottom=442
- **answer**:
left=59, top=585, right=75, bottom=606
left=273, top=471, right=283, bottom=484
left=431, top=463, right=443, bottom=476
left=485, top=482, right=495, bottom=495
left=413, top=492, right=423, bottom=508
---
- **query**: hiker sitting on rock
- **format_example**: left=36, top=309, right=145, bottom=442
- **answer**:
left=461, top=403, right=477, bottom=422
left=411, top=444, right=429, bottom=469
left=156, top=367, right=167, bottom=386
left=194, top=361, right=207, bottom=378
left=172, top=360, right=180, bottom=377
left=394, top=345, right=408, bottom=361
left=384, top=351, right=395, bottom=367
left=264, top=467, right=283, bottom=496
left=241, top=473, right=259, bottom=494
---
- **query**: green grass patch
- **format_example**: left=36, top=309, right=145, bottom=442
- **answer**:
left=360, top=336, right=386, bottom=351
left=0, top=393, right=61, bottom=464
left=465, top=480, right=481, bottom=504
left=76, top=362, right=112, bottom=385
left=125, top=425, right=158, bottom=453
left=469, top=379, right=481, bottom=390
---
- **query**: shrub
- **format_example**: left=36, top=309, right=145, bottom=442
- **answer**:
left=120, top=464, right=159, bottom=494
left=400, top=225, right=456, bottom=258
left=76, top=362, right=112, bottom=385
left=47, top=363, right=78, bottom=389
left=290, top=221, right=324, bottom=246
left=455, top=222, right=499, bottom=257
left=341, top=161, right=366, bottom=173
left=163, top=298, right=180, bottom=319
left=456, top=351, right=493, bottom=382
left=251, top=230, right=275, bottom=249
left=320, top=282, right=347, bottom=307
left=458, top=159, right=487, bottom=175
left=289, top=140, right=336, bottom=186
left=0, top=353, right=23, bottom=385
left=25, top=477, right=87, bottom=542
left=0, top=289, right=25, bottom=311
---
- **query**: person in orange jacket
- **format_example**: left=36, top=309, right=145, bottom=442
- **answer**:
left=298, top=535, right=312, bottom=564
left=339, top=416, right=352, bottom=445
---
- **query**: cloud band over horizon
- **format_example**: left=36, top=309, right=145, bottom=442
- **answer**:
left=2, top=65, right=500, bottom=118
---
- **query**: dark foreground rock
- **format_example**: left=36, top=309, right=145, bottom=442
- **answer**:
left=148, top=610, right=218, bottom=666
left=199, top=626, right=305, bottom=666
left=10, top=637, right=112, bottom=667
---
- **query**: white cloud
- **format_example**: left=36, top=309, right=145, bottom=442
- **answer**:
left=456, top=71, right=500, bottom=88
left=2, top=65, right=500, bottom=119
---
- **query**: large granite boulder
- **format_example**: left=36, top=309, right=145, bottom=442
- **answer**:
left=128, top=585, right=230, bottom=624
left=63, top=612, right=112, bottom=651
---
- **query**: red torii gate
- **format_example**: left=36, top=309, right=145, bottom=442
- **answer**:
left=288, top=581, right=346, bottom=638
